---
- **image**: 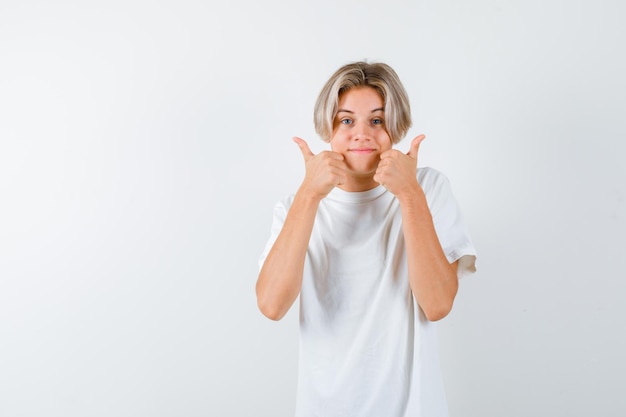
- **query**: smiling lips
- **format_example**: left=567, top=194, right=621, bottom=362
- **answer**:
left=349, top=148, right=376, bottom=154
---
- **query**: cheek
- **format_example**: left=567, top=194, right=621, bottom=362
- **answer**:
left=380, top=136, right=392, bottom=151
left=329, top=134, right=348, bottom=152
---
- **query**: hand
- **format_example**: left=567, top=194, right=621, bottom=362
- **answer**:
left=374, top=134, right=426, bottom=197
left=293, top=137, right=348, bottom=200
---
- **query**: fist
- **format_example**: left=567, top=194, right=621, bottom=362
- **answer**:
left=374, top=135, right=425, bottom=196
left=293, top=137, right=348, bottom=199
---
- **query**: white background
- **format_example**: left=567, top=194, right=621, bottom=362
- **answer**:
left=1, top=0, right=625, bottom=416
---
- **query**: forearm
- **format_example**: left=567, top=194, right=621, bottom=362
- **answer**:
left=256, top=190, right=321, bottom=321
left=397, top=184, right=458, bottom=321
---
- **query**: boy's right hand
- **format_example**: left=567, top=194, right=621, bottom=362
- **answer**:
left=293, top=137, right=347, bottom=200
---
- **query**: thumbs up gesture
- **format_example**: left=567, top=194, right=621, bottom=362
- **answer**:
left=373, top=135, right=426, bottom=197
left=293, top=137, right=348, bottom=200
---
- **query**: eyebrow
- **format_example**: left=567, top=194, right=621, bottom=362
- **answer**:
left=336, top=107, right=385, bottom=114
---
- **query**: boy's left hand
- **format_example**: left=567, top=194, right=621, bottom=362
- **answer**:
left=374, top=134, right=425, bottom=197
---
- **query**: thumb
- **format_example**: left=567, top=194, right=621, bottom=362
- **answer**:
left=407, top=134, right=426, bottom=159
left=293, top=136, right=315, bottom=161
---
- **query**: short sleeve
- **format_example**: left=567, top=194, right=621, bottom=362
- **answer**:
left=258, top=195, right=293, bottom=270
left=418, top=168, right=477, bottom=278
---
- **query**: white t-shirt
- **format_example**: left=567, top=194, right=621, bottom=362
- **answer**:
left=259, top=167, right=477, bottom=417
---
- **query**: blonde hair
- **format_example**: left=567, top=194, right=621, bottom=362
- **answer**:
left=313, top=61, right=412, bottom=144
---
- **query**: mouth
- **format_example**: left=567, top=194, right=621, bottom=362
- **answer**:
left=348, top=148, right=376, bottom=154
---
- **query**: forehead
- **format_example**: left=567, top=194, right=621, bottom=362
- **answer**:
left=337, top=86, right=384, bottom=110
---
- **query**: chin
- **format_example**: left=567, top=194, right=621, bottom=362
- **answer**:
left=346, top=156, right=379, bottom=170
left=347, top=164, right=378, bottom=176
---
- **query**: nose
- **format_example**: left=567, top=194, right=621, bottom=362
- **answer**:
left=353, top=121, right=373, bottom=140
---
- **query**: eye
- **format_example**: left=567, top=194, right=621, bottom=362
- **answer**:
left=340, top=118, right=353, bottom=125
left=371, top=118, right=384, bottom=125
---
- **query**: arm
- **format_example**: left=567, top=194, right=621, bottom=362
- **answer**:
left=256, top=192, right=320, bottom=321
left=256, top=137, right=347, bottom=321
left=396, top=183, right=459, bottom=321
left=374, top=135, right=458, bottom=321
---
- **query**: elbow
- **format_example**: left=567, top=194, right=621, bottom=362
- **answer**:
left=424, top=274, right=458, bottom=321
left=257, top=299, right=287, bottom=321
left=422, top=289, right=457, bottom=322
left=256, top=284, right=288, bottom=321
left=423, top=302, right=453, bottom=322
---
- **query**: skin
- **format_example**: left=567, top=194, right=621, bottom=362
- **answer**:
left=256, top=86, right=458, bottom=321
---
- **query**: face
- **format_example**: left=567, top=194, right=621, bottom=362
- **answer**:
left=330, top=86, right=392, bottom=177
